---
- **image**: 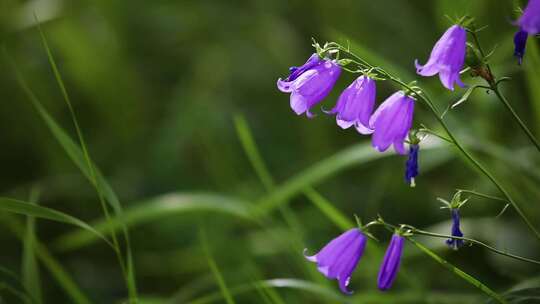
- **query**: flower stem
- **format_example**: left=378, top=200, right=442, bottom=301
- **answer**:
left=411, top=228, right=540, bottom=266
left=469, top=30, right=540, bottom=153
left=492, top=87, right=540, bottom=152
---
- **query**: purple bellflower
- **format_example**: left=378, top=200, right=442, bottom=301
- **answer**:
left=304, top=228, right=367, bottom=294
left=514, top=0, right=540, bottom=64
left=514, top=30, right=528, bottom=65
left=415, top=25, right=467, bottom=91
left=369, top=91, right=415, bottom=155
left=326, top=75, right=376, bottom=134
left=446, top=209, right=464, bottom=250
left=378, top=234, right=405, bottom=291
left=405, top=144, right=419, bottom=187
left=277, top=53, right=341, bottom=117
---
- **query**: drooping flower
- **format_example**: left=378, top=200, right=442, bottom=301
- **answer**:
left=369, top=91, right=415, bottom=155
left=326, top=75, right=376, bottom=134
left=446, top=209, right=464, bottom=250
left=378, top=234, right=405, bottom=291
left=517, top=0, right=540, bottom=35
left=405, top=144, right=419, bottom=187
left=304, top=228, right=367, bottom=294
left=514, top=30, right=528, bottom=65
left=513, top=0, right=540, bottom=64
left=278, top=53, right=341, bottom=117
left=415, top=25, right=467, bottom=91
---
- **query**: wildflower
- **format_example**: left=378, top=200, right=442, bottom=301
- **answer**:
left=304, top=228, right=367, bottom=294
left=405, top=144, right=419, bottom=187
left=514, top=29, right=528, bottom=65
left=517, top=0, right=540, bottom=35
left=326, top=75, right=376, bottom=134
left=278, top=53, right=341, bottom=117
left=415, top=25, right=467, bottom=91
left=378, top=233, right=405, bottom=291
left=513, top=0, right=540, bottom=64
left=446, top=208, right=465, bottom=250
left=369, top=91, right=415, bottom=155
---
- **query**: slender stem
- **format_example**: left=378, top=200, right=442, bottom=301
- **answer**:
left=470, top=31, right=540, bottom=153
left=416, top=91, right=540, bottom=241
left=326, top=43, right=540, bottom=241
left=411, top=229, right=540, bottom=266
left=492, top=87, right=540, bottom=152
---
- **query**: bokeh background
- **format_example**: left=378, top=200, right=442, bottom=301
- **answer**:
left=1, top=0, right=540, bottom=303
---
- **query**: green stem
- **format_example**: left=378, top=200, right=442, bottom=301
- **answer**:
left=407, top=238, right=506, bottom=304
left=492, top=87, right=540, bottom=152
left=411, top=229, right=540, bottom=266
left=470, top=30, right=540, bottom=153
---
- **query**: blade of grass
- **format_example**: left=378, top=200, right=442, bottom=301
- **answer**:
left=32, top=15, right=137, bottom=300
left=0, top=214, right=93, bottom=304
left=22, top=188, right=42, bottom=304
left=0, top=197, right=111, bottom=247
left=54, top=193, right=253, bottom=251
left=302, top=187, right=353, bottom=231
left=199, top=227, right=236, bottom=304
left=233, top=114, right=321, bottom=283
left=253, top=139, right=445, bottom=216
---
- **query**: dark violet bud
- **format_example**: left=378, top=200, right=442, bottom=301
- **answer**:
left=369, top=91, right=415, bottom=155
left=277, top=54, right=341, bottom=118
left=517, top=0, right=540, bottom=35
left=304, top=228, right=367, bottom=294
left=446, top=209, right=464, bottom=250
left=378, top=234, right=404, bottom=291
left=405, top=144, right=419, bottom=187
left=415, top=25, right=467, bottom=91
left=327, top=75, right=376, bottom=134
left=514, top=29, right=529, bottom=65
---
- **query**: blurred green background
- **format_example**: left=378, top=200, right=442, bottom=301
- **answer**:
left=1, top=0, right=540, bottom=303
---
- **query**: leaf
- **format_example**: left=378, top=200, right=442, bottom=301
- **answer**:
left=0, top=214, right=93, bottom=304
left=200, top=228, right=236, bottom=304
left=0, top=197, right=110, bottom=247
left=54, top=193, right=252, bottom=251
left=22, top=189, right=42, bottom=304
left=452, top=85, right=482, bottom=109
left=489, top=288, right=540, bottom=304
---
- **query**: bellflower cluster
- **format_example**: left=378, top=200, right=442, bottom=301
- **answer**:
left=278, top=55, right=416, bottom=156
left=514, top=0, right=540, bottom=64
left=305, top=228, right=405, bottom=294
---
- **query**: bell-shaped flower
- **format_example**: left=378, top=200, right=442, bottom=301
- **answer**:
left=405, top=144, right=419, bottom=187
left=278, top=53, right=341, bottom=117
left=304, top=228, right=367, bottom=294
left=326, top=75, right=376, bottom=134
left=517, top=0, right=540, bottom=35
left=378, top=234, right=405, bottom=291
left=446, top=209, right=465, bottom=250
left=514, top=0, right=540, bottom=64
left=415, top=25, right=467, bottom=91
left=369, top=91, right=415, bottom=155
left=514, top=30, right=529, bottom=65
